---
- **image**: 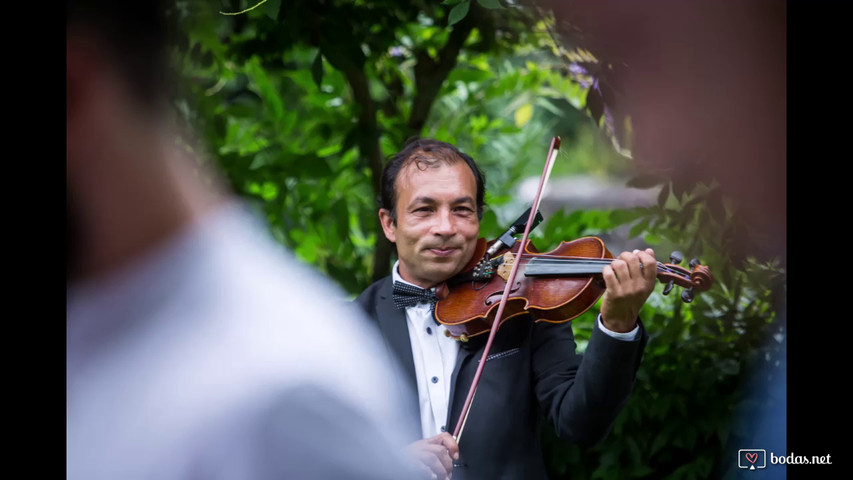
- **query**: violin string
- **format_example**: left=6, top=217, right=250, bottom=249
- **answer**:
left=520, top=255, right=681, bottom=269
left=526, top=259, right=680, bottom=272
left=521, top=254, right=687, bottom=267
left=519, top=257, right=686, bottom=277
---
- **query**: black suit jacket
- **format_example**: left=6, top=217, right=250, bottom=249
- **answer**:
left=355, top=276, right=648, bottom=480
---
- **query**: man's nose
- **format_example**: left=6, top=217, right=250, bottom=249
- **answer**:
left=432, top=209, right=455, bottom=236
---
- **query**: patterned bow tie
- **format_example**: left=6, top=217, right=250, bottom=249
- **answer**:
left=392, top=281, right=438, bottom=312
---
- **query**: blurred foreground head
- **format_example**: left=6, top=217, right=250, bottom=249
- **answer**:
left=66, top=2, right=422, bottom=478
left=66, top=0, right=224, bottom=284
left=543, top=0, right=785, bottom=263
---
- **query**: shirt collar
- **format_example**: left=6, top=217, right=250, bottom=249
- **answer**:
left=391, top=260, right=434, bottom=291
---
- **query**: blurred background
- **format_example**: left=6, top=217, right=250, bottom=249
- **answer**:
left=166, top=1, right=786, bottom=478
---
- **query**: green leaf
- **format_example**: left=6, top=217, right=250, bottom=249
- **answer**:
left=514, top=103, right=533, bottom=127
left=249, top=181, right=279, bottom=201
left=610, top=208, right=645, bottom=226
left=448, top=0, right=470, bottom=26
left=447, top=66, right=492, bottom=84
left=331, top=198, right=349, bottom=240
left=249, top=151, right=270, bottom=170
left=643, top=232, right=661, bottom=245
left=630, top=466, right=655, bottom=478
left=317, top=143, right=342, bottom=158
left=246, top=58, right=284, bottom=121
left=294, top=234, right=319, bottom=263
left=312, top=52, right=324, bottom=90
left=476, top=0, right=503, bottom=9
left=299, top=156, right=332, bottom=178
left=478, top=209, right=499, bottom=239
left=650, top=431, right=669, bottom=455
left=629, top=219, right=650, bottom=238
left=534, top=97, right=563, bottom=116
left=625, top=437, right=642, bottom=466
left=262, top=0, right=281, bottom=19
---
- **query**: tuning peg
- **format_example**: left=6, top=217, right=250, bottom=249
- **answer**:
left=689, top=258, right=700, bottom=269
left=662, top=280, right=674, bottom=296
left=669, top=251, right=683, bottom=264
left=681, top=287, right=694, bottom=303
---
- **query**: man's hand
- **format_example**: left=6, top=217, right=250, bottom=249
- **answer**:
left=405, top=432, right=459, bottom=480
left=600, top=248, right=657, bottom=333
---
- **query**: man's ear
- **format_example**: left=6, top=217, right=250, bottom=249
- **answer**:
left=378, top=209, right=396, bottom=243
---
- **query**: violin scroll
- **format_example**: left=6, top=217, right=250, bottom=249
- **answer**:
left=657, top=250, right=714, bottom=302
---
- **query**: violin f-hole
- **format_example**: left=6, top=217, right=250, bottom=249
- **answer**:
left=485, top=294, right=501, bottom=306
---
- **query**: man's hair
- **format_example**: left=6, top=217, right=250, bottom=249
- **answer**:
left=67, top=0, right=175, bottom=107
left=379, top=138, right=486, bottom=222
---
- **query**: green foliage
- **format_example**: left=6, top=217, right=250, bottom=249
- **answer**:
left=170, top=2, right=785, bottom=479
left=171, top=0, right=582, bottom=292
left=448, top=1, right=470, bottom=26
left=538, top=184, right=785, bottom=480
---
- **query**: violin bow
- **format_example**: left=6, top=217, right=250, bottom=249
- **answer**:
left=452, top=136, right=561, bottom=444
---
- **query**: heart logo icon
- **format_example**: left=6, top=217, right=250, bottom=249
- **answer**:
left=745, top=452, right=758, bottom=464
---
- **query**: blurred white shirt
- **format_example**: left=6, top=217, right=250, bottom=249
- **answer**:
left=67, top=202, right=420, bottom=479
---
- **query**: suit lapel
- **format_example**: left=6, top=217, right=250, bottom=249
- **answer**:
left=444, top=336, right=481, bottom=432
left=374, top=277, right=420, bottom=408
left=372, top=276, right=485, bottom=438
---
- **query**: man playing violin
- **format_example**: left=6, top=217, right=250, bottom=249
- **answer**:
left=355, top=138, right=657, bottom=480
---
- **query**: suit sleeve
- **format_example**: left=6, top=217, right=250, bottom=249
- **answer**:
left=531, top=317, right=648, bottom=447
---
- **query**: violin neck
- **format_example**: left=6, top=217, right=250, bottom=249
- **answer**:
left=524, top=261, right=606, bottom=277
left=523, top=257, right=660, bottom=277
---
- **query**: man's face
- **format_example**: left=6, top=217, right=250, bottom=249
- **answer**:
left=379, top=159, right=480, bottom=288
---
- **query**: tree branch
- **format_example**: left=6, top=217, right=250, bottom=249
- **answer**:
left=321, top=42, right=392, bottom=283
left=339, top=67, right=394, bottom=283
left=322, top=4, right=481, bottom=283
left=407, top=7, right=479, bottom=137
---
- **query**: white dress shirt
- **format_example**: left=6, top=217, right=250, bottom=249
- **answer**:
left=393, top=262, right=460, bottom=438
left=392, top=260, right=639, bottom=440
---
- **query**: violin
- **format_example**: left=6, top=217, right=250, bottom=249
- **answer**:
left=434, top=236, right=714, bottom=341
left=444, top=136, right=713, bottom=444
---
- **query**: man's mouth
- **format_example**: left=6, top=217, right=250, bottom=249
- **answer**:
left=426, top=246, right=459, bottom=257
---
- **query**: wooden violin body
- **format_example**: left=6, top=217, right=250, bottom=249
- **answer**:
left=434, top=236, right=713, bottom=341
left=435, top=237, right=614, bottom=340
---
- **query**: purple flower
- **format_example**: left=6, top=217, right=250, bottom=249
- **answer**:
left=568, top=63, right=588, bottom=75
